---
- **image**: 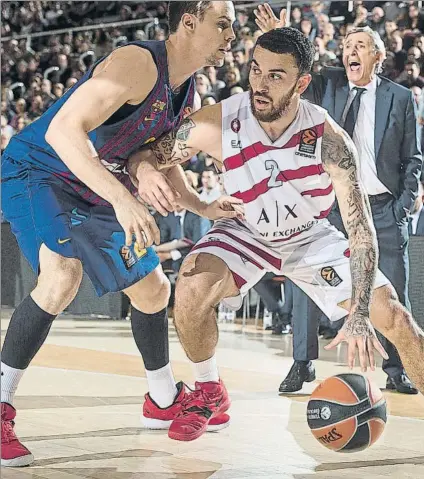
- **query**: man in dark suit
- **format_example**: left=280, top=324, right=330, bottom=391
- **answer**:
left=154, top=206, right=212, bottom=272
left=254, top=10, right=423, bottom=394
left=410, top=181, right=424, bottom=236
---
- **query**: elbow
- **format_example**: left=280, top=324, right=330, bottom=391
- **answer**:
left=45, top=114, right=84, bottom=148
left=45, top=115, right=66, bottom=148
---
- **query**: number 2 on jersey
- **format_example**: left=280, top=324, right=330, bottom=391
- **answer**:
left=266, top=160, right=283, bottom=188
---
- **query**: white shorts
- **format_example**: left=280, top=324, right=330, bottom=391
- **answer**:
left=189, top=219, right=390, bottom=321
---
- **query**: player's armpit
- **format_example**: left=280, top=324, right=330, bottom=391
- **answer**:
left=321, top=116, right=378, bottom=318
left=150, top=103, right=223, bottom=169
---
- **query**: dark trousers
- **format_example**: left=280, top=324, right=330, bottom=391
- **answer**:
left=254, top=273, right=285, bottom=319
left=328, top=193, right=410, bottom=378
left=284, top=280, right=321, bottom=361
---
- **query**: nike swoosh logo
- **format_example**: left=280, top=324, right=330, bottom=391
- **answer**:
left=58, top=238, right=71, bottom=244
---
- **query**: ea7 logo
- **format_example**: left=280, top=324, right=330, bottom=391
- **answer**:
left=231, top=140, right=242, bottom=149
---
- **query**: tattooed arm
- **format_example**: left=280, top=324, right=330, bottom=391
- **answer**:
left=127, top=102, right=243, bottom=219
left=321, top=116, right=388, bottom=371
left=148, top=102, right=222, bottom=170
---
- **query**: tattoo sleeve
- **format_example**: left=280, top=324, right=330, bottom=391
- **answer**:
left=151, top=119, right=197, bottom=168
left=322, top=120, right=378, bottom=319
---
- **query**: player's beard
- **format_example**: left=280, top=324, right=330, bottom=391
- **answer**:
left=249, top=84, right=297, bottom=123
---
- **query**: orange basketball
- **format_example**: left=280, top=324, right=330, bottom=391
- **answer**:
left=307, top=374, right=387, bottom=452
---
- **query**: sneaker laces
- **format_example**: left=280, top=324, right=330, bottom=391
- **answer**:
left=178, top=384, right=215, bottom=418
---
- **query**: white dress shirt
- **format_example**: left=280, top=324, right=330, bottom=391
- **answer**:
left=342, top=76, right=391, bottom=196
left=410, top=204, right=423, bottom=234
left=199, top=185, right=222, bottom=204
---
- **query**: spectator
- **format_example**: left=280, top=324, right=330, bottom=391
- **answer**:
left=203, top=66, right=225, bottom=98
left=202, top=95, right=217, bottom=107
left=233, top=49, right=249, bottom=87
left=398, top=60, right=424, bottom=88
left=291, top=6, right=302, bottom=30
left=199, top=168, right=222, bottom=204
left=370, top=6, right=386, bottom=38
left=219, top=66, right=242, bottom=100
left=411, top=85, right=422, bottom=106
left=28, top=95, right=44, bottom=120
left=389, top=34, right=408, bottom=72
left=195, top=74, right=212, bottom=98
left=53, top=83, right=65, bottom=99
left=40, top=79, right=56, bottom=107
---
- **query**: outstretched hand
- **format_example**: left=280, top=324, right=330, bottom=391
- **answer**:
left=254, top=4, right=287, bottom=33
left=324, top=313, right=388, bottom=372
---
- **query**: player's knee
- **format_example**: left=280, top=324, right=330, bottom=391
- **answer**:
left=174, top=254, right=235, bottom=323
left=35, top=256, right=83, bottom=314
left=174, top=275, right=217, bottom=324
left=125, top=269, right=171, bottom=313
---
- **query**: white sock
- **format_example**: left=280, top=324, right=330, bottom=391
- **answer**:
left=191, top=355, right=220, bottom=383
left=145, top=363, right=178, bottom=408
left=1, top=362, right=25, bottom=406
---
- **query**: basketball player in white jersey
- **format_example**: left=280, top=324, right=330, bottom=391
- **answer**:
left=130, top=28, right=424, bottom=441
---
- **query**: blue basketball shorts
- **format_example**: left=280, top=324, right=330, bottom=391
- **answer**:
left=1, top=154, right=159, bottom=296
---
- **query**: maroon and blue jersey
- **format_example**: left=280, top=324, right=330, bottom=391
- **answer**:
left=5, top=40, right=195, bottom=205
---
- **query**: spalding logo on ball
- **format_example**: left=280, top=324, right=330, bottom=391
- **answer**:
left=307, top=373, right=387, bottom=452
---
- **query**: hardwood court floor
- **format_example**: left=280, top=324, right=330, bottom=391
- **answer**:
left=1, top=310, right=423, bottom=479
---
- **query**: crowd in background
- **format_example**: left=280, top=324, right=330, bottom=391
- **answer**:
left=2, top=1, right=424, bottom=322
left=3, top=1, right=424, bottom=170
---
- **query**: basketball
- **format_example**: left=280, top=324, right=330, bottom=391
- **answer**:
left=307, top=374, right=387, bottom=452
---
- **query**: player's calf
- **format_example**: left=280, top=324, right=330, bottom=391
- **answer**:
left=370, top=285, right=424, bottom=394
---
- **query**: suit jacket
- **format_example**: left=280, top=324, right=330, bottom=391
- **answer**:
left=415, top=209, right=424, bottom=235
left=303, top=67, right=423, bottom=221
left=155, top=211, right=212, bottom=270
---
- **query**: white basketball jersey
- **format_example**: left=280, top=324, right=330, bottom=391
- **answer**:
left=221, top=92, right=334, bottom=242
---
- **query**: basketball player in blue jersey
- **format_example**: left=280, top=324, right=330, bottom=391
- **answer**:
left=0, top=2, right=242, bottom=467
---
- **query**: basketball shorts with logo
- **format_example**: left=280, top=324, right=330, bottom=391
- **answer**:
left=189, top=218, right=390, bottom=321
left=1, top=154, right=159, bottom=296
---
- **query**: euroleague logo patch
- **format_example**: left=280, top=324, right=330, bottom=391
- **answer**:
left=120, top=243, right=147, bottom=270
left=299, top=128, right=318, bottom=154
left=320, top=266, right=342, bottom=287
left=231, top=118, right=241, bottom=133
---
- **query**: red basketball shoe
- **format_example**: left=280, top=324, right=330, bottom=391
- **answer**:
left=142, top=381, right=230, bottom=432
left=1, top=403, right=34, bottom=467
left=168, top=379, right=231, bottom=441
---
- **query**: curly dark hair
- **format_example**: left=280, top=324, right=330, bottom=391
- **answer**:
left=255, top=27, right=314, bottom=75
